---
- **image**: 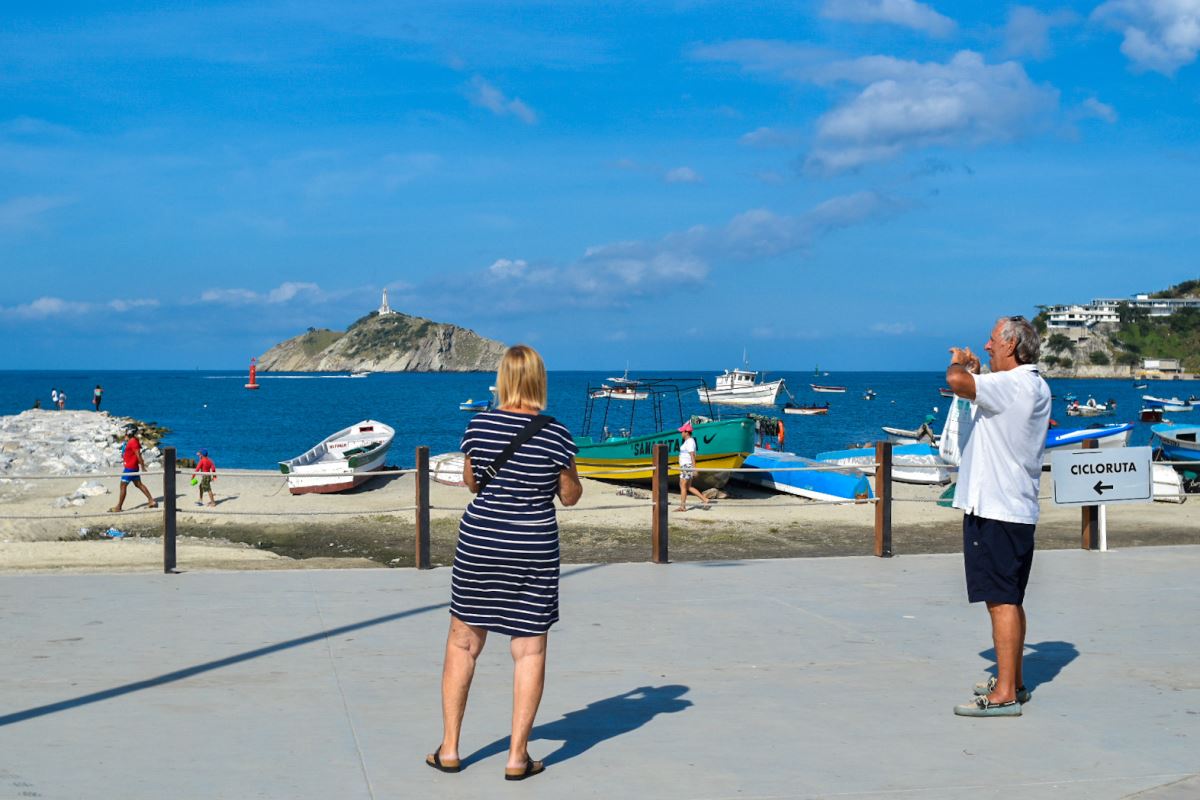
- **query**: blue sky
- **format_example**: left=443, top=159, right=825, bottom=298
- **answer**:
left=2, top=0, right=1199, bottom=370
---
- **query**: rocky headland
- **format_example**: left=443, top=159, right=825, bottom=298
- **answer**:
left=257, top=311, right=506, bottom=372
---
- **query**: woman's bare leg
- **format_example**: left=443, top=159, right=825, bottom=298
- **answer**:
left=439, top=617, right=487, bottom=761
left=508, top=633, right=547, bottom=770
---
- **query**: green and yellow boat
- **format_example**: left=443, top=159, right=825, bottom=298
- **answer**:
left=573, top=376, right=757, bottom=482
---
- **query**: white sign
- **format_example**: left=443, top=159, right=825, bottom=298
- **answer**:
left=1050, top=446, right=1153, bottom=506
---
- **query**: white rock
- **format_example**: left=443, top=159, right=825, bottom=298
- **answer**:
left=51, top=496, right=71, bottom=508
left=70, top=497, right=87, bottom=506
left=76, top=480, right=108, bottom=497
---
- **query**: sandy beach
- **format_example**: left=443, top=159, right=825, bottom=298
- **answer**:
left=2, top=467, right=1197, bottom=572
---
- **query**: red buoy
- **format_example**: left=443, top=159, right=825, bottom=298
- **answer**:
left=245, top=357, right=260, bottom=390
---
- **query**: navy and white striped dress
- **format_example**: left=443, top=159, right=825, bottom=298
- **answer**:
left=451, top=410, right=578, bottom=637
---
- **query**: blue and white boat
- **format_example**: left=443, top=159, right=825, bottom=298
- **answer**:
left=816, top=443, right=952, bottom=485
left=1045, top=423, right=1133, bottom=450
left=458, top=398, right=492, bottom=412
left=1151, top=424, right=1200, bottom=462
left=1143, top=395, right=1193, bottom=412
left=734, top=448, right=873, bottom=502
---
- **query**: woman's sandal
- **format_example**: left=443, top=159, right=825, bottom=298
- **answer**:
left=504, top=758, right=545, bottom=781
left=425, top=745, right=461, bottom=774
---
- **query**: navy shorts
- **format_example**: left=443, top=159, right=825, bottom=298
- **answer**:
left=963, top=513, right=1035, bottom=605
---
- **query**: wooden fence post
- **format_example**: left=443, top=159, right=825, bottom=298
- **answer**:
left=874, top=440, right=893, bottom=558
left=163, top=446, right=177, bottom=573
left=415, top=446, right=431, bottom=569
left=1081, top=439, right=1099, bottom=550
left=652, top=444, right=669, bottom=564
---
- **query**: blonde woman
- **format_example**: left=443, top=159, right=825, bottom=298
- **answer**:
left=427, top=345, right=582, bottom=781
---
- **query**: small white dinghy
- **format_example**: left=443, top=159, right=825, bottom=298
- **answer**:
left=430, top=452, right=467, bottom=487
left=279, top=419, right=394, bottom=494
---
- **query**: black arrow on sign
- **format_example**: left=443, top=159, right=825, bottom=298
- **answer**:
left=1093, top=480, right=1113, bottom=495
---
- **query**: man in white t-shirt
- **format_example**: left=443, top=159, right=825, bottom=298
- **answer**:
left=946, top=316, right=1051, bottom=717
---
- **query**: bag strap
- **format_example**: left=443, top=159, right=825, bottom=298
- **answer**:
left=477, top=414, right=554, bottom=492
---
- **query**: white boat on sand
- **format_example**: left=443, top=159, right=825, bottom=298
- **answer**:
left=279, top=419, right=394, bottom=494
left=699, top=368, right=785, bottom=406
left=430, top=451, right=467, bottom=487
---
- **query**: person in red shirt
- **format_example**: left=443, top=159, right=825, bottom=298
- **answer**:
left=110, top=427, right=157, bottom=512
left=192, top=448, right=217, bottom=507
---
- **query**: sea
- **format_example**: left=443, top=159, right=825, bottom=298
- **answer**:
left=2, top=370, right=1196, bottom=469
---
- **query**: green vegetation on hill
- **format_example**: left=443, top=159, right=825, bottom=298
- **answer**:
left=1151, top=278, right=1200, bottom=299
left=300, top=328, right=344, bottom=356
left=1113, top=304, right=1200, bottom=371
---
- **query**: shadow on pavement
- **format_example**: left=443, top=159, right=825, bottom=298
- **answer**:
left=464, top=684, right=693, bottom=767
left=978, top=639, right=1080, bottom=691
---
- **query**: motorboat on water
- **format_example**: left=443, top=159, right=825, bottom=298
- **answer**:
left=733, top=447, right=872, bottom=503
left=863, top=389, right=877, bottom=400
left=811, top=384, right=847, bottom=393
left=278, top=420, right=394, bottom=494
left=591, top=369, right=649, bottom=401
left=1143, top=395, right=1193, bottom=412
left=698, top=367, right=785, bottom=406
left=1140, top=407, right=1165, bottom=423
left=349, top=371, right=369, bottom=378
left=938, top=387, right=954, bottom=398
left=459, top=398, right=492, bottom=412
left=1065, top=397, right=1115, bottom=417
left=816, top=443, right=952, bottom=485
left=783, top=402, right=830, bottom=416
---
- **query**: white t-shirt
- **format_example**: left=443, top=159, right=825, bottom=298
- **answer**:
left=679, top=436, right=697, bottom=468
left=952, top=364, right=1051, bottom=525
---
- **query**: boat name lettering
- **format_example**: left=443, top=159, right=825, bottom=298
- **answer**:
left=632, top=439, right=680, bottom=457
left=1069, top=462, right=1138, bottom=475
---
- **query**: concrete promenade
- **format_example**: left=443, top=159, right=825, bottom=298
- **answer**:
left=1, top=546, right=1197, bottom=799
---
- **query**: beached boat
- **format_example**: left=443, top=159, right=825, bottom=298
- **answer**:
left=575, top=417, right=755, bottom=481
left=278, top=419, right=394, bottom=494
left=1044, top=423, right=1133, bottom=465
left=733, top=447, right=872, bottom=503
left=783, top=402, right=829, bottom=416
left=882, top=417, right=938, bottom=444
left=429, top=451, right=466, bottom=487
left=698, top=368, right=785, bottom=406
left=1151, top=424, right=1200, bottom=462
left=811, top=384, right=847, bottom=393
left=1153, top=463, right=1185, bottom=503
left=816, top=443, right=952, bottom=485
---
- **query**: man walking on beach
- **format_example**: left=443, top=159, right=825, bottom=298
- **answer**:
left=110, top=427, right=158, bottom=513
left=945, top=316, right=1051, bottom=717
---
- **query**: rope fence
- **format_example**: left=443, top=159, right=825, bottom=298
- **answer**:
left=1, top=440, right=1195, bottom=571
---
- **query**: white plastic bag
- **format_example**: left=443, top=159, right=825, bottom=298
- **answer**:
left=938, top=396, right=975, bottom=466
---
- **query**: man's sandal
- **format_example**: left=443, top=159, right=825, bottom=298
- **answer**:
left=425, top=746, right=461, bottom=774
left=504, top=758, right=545, bottom=781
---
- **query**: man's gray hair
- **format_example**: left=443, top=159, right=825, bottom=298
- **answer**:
left=996, top=315, right=1040, bottom=365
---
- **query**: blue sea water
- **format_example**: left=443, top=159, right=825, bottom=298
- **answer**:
left=2, top=370, right=1195, bottom=469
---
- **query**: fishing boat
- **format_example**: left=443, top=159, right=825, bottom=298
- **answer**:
left=576, top=377, right=755, bottom=484
left=1143, top=395, right=1193, bottom=412
left=1140, top=407, right=1164, bottom=423
left=938, top=387, right=954, bottom=398
left=1151, top=424, right=1200, bottom=462
left=733, top=447, right=872, bottom=503
left=816, top=443, right=952, bottom=485
left=811, top=384, right=847, bottom=393
left=429, top=452, right=466, bottom=487
left=278, top=420, right=394, bottom=494
left=591, top=368, right=649, bottom=401
left=698, top=367, right=785, bottom=406
left=783, top=402, right=830, bottom=416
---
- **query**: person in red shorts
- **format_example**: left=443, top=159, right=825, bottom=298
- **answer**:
left=110, top=427, right=158, bottom=512
left=192, top=448, right=217, bottom=507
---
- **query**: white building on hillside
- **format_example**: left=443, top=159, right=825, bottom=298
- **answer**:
left=378, top=288, right=395, bottom=316
left=1046, top=293, right=1200, bottom=331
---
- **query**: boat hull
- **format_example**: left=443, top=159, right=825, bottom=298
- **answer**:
left=735, top=448, right=873, bottom=502
left=811, top=385, right=846, bottom=393
left=279, top=419, right=394, bottom=495
left=574, top=418, right=755, bottom=484
left=816, top=443, right=951, bottom=485
left=698, top=380, right=784, bottom=406
left=1152, top=424, right=1200, bottom=462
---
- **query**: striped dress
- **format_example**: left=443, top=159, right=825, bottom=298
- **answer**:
left=451, top=410, right=578, bottom=637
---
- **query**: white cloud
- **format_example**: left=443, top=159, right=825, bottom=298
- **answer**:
left=1079, top=97, right=1119, bottom=122
left=739, top=126, right=804, bottom=148
left=664, top=166, right=703, bottom=184
left=201, top=282, right=322, bottom=305
left=0, top=195, right=74, bottom=231
left=467, top=76, right=538, bottom=124
left=820, top=0, right=956, bottom=37
left=108, top=298, right=160, bottom=312
left=0, top=296, right=91, bottom=319
left=870, top=321, right=916, bottom=335
left=1003, top=6, right=1079, bottom=59
left=1093, top=0, right=1200, bottom=75
left=424, top=191, right=899, bottom=314
left=806, top=51, right=1059, bottom=173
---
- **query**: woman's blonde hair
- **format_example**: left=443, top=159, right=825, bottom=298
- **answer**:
left=496, top=344, right=547, bottom=410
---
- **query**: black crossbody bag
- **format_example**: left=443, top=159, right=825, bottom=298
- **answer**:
left=476, top=414, right=554, bottom=492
